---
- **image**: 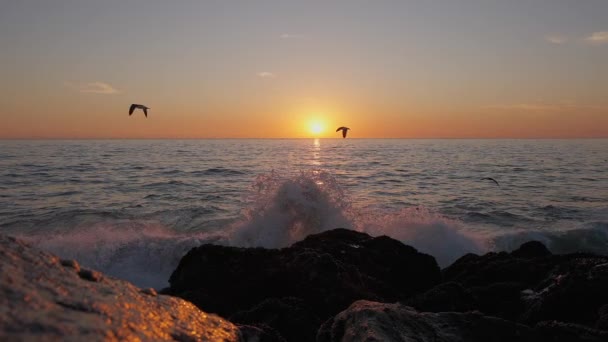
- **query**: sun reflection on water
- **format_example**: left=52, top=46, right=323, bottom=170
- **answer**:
left=311, top=138, right=322, bottom=168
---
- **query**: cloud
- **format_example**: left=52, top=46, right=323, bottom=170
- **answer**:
left=280, top=33, right=306, bottom=39
left=65, top=81, right=119, bottom=94
left=545, top=35, right=567, bottom=44
left=585, top=31, right=608, bottom=44
left=485, top=103, right=606, bottom=112
left=257, top=72, right=276, bottom=79
left=487, top=104, right=562, bottom=111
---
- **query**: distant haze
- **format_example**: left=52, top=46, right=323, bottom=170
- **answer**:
left=1, top=0, right=607, bottom=138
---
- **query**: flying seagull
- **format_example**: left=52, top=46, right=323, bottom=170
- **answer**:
left=129, top=104, right=150, bottom=118
left=481, top=177, right=500, bottom=186
left=336, top=126, right=350, bottom=138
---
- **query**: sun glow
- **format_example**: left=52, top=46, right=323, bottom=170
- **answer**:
left=309, top=121, right=325, bottom=135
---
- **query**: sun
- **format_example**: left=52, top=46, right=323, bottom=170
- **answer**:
left=309, top=121, right=325, bottom=135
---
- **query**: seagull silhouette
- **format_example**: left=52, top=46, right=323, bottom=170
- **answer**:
left=481, top=177, right=500, bottom=186
left=129, top=104, right=150, bottom=118
left=336, top=126, right=350, bottom=138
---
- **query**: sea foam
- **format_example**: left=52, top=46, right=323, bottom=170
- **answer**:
left=15, top=171, right=608, bottom=289
left=228, top=170, right=486, bottom=266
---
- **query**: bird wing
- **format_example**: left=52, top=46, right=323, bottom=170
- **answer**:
left=143, top=108, right=148, bottom=117
left=482, top=177, right=500, bottom=186
left=336, top=127, right=346, bottom=132
left=129, top=104, right=137, bottom=115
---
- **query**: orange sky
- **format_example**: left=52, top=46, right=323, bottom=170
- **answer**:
left=1, top=1, right=607, bottom=138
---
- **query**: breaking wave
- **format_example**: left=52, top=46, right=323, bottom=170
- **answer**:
left=11, top=171, right=608, bottom=289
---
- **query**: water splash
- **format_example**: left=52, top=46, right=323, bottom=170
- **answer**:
left=229, top=170, right=353, bottom=248
left=11, top=170, right=607, bottom=289
left=21, top=222, right=224, bottom=289
left=229, top=170, right=485, bottom=266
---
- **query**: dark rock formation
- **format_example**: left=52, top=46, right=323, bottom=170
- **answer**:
left=163, top=231, right=608, bottom=341
left=230, top=297, right=320, bottom=342
left=166, top=228, right=440, bottom=341
left=520, top=256, right=608, bottom=326
left=406, top=281, right=475, bottom=312
left=318, top=300, right=538, bottom=342
left=511, top=240, right=552, bottom=259
left=7, top=222, right=607, bottom=342
left=403, top=244, right=558, bottom=321
left=597, top=304, right=608, bottom=330
left=237, top=324, right=286, bottom=342
left=535, top=321, right=608, bottom=342
left=319, top=300, right=608, bottom=342
left=0, top=234, right=240, bottom=341
left=438, top=240, right=608, bottom=328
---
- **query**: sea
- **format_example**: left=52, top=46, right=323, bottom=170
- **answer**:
left=1, top=139, right=607, bottom=289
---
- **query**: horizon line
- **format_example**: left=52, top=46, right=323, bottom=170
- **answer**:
left=1, top=137, right=607, bottom=141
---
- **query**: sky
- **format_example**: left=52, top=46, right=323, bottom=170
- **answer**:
left=0, top=0, right=607, bottom=138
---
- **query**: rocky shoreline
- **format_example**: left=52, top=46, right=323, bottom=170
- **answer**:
left=0, top=234, right=239, bottom=341
left=2, top=229, right=608, bottom=341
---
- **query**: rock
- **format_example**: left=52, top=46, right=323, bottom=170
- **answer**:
left=78, top=268, right=103, bottom=282
left=0, top=234, right=240, bottom=341
left=60, top=259, right=80, bottom=272
left=511, top=241, right=552, bottom=259
left=443, top=250, right=554, bottom=289
left=520, top=257, right=608, bottom=327
left=317, top=300, right=538, bottom=342
left=140, top=288, right=158, bottom=296
left=167, top=228, right=440, bottom=339
left=230, top=297, right=320, bottom=342
left=237, top=324, right=286, bottom=342
left=442, top=241, right=608, bottom=328
left=441, top=250, right=555, bottom=320
left=472, top=281, right=529, bottom=320
left=406, top=281, right=475, bottom=313
left=535, top=321, right=608, bottom=342
left=597, top=304, right=608, bottom=330
left=292, top=230, right=440, bottom=297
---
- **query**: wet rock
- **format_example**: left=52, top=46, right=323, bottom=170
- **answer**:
left=443, top=250, right=554, bottom=289
left=167, top=228, right=440, bottom=339
left=318, top=300, right=538, bottom=342
left=230, top=297, right=320, bottom=342
left=292, top=229, right=440, bottom=297
left=442, top=241, right=608, bottom=328
left=473, top=281, right=529, bottom=320
left=440, top=250, right=554, bottom=320
left=520, top=256, right=608, bottom=327
left=535, top=320, right=608, bottom=342
left=406, top=281, right=475, bottom=313
left=237, top=324, right=286, bottom=342
left=0, top=234, right=240, bottom=341
left=511, top=240, right=552, bottom=259
left=597, top=304, right=608, bottom=330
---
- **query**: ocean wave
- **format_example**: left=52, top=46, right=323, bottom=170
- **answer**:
left=191, top=167, right=246, bottom=176
left=227, top=171, right=486, bottom=266
left=143, top=180, right=191, bottom=188
left=464, top=210, right=538, bottom=226
left=1, top=209, right=128, bottom=233
left=228, top=170, right=354, bottom=248
left=491, top=222, right=608, bottom=255
left=8, top=170, right=608, bottom=290
left=42, top=191, right=82, bottom=197
left=19, top=223, right=225, bottom=289
left=159, top=169, right=185, bottom=175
